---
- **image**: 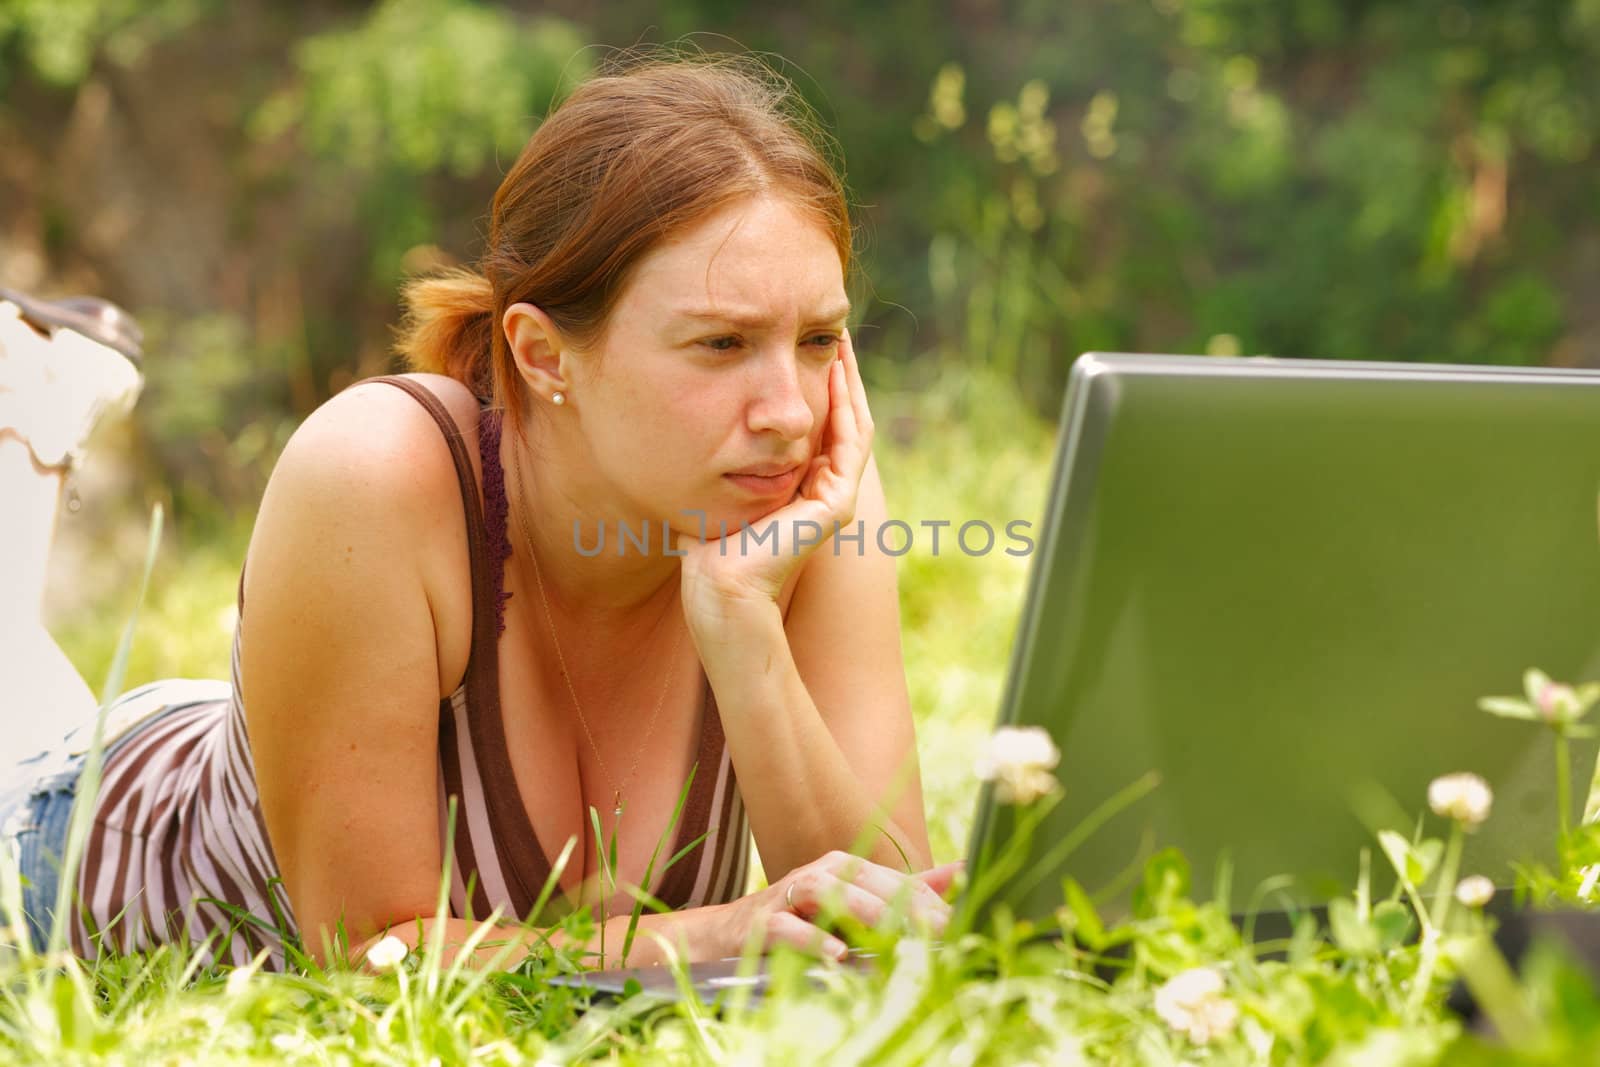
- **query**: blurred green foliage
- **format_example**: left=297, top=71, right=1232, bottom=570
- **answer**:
left=9, top=0, right=1597, bottom=520
left=0, top=0, right=211, bottom=86
left=250, top=0, right=587, bottom=287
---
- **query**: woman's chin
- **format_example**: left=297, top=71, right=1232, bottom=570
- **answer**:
left=661, top=501, right=795, bottom=548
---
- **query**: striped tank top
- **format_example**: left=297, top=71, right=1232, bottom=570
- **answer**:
left=69, top=375, right=750, bottom=968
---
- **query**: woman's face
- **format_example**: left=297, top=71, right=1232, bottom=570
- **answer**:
left=565, top=195, right=849, bottom=538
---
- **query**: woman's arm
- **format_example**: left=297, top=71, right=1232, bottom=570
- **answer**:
left=351, top=907, right=721, bottom=973
left=352, top=842, right=960, bottom=972
left=240, top=382, right=469, bottom=964
left=695, top=456, right=931, bottom=880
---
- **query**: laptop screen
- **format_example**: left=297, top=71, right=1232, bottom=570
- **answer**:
left=970, top=354, right=1600, bottom=922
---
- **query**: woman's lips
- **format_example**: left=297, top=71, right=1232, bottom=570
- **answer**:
left=724, top=464, right=803, bottom=497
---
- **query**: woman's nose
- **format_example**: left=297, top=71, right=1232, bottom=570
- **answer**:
left=746, top=354, right=817, bottom=441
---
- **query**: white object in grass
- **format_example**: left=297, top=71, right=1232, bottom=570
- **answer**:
left=1153, top=966, right=1240, bottom=1045
left=1427, top=772, right=1493, bottom=829
left=0, top=299, right=142, bottom=469
left=974, top=725, right=1061, bottom=805
left=365, top=935, right=409, bottom=969
left=1454, top=875, right=1495, bottom=909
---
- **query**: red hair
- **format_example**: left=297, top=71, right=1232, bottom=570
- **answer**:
left=396, top=54, right=853, bottom=431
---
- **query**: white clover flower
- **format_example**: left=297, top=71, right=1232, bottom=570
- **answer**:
left=223, top=947, right=271, bottom=997
left=1153, top=967, right=1240, bottom=1045
left=1427, top=772, right=1493, bottom=829
left=270, top=1033, right=311, bottom=1054
left=1536, top=681, right=1580, bottom=723
left=364, top=934, right=409, bottom=969
left=974, top=725, right=1061, bottom=805
left=1454, top=875, right=1496, bottom=909
left=224, top=967, right=253, bottom=998
left=1480, top=670, right=1600, bottom=732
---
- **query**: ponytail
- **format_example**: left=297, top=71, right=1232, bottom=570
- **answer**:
left=394, top=268, right=496, bottom=399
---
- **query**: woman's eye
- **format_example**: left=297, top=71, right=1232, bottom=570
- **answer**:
left=806, top=333, right=840, bottom=350
left=701, top=336, right=742, bottom=352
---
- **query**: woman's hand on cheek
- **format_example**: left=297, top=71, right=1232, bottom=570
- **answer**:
left=677, top=329, right=875, bottom=633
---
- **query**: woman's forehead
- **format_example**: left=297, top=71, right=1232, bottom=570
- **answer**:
left=622, top=197, right=847, bottom=318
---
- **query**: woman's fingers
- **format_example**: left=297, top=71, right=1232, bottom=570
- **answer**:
left=754, top=856, right=963, bottom=961
left=763, top=908, right=849, bottom=960
left=790, top=853, right=953, bottom=933
left=798, top=347, right=867, bottom=523
left=839, top=329, right=873, bottom=443
left=831, top=333, right=873, bottom=474
left=798, top=453, right=830, bottom=501
left=913, top=860, right=965, bottom=898
left=827, top=852, right=951, bottom=908
left=826, top=340, right=856, bottom=445
left=786, top=874, right=899, bottom=928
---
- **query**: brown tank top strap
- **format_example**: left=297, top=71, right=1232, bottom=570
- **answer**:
left=363, top=377, right=496, bottom=637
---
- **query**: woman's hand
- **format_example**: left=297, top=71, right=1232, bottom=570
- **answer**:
left=677, top=329, right=875, bottom=633
left=707, top=853, right=962, bottom=961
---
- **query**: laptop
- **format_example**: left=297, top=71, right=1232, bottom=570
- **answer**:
left=555, top=352, right=1600, bottom=1001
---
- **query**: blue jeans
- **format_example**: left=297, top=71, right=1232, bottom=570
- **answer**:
left=0, top=680, right=229, bottom=953
left=0, top=744, right=88, bottom=952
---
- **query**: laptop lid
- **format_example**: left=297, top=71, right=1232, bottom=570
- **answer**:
left=966, top=353, right=1600, bottom=925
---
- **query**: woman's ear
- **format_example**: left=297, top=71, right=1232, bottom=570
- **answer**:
left=503, top=303, right=571, bottom=404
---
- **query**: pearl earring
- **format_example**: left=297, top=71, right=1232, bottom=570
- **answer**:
left=551, top=391, right=566, bottom=406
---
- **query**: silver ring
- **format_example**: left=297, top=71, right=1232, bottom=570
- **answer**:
left=785, top=881, right=799, bottom=912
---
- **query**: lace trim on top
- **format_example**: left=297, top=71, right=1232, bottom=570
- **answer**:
left=477, top=409, right=514, bottom=635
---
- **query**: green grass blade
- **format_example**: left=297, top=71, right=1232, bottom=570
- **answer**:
left=49, top=502, right=164, bottom=958
left=620, top=761, right=697, bottom=964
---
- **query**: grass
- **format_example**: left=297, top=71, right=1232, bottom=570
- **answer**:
left=20, top=364, right=1600, bottom=1064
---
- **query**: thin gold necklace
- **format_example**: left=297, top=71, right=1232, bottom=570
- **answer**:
left=508, top=445, right=681, bottom=824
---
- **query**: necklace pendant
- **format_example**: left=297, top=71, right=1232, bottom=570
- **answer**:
left=613, top=793, right=624, bottom=819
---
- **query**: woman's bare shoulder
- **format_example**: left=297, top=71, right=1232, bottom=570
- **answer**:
left=277, top=372, right=479, bottom=475
left=245, top=373, right=483, bottom=690
left=251, top=373, right=485, bottom=543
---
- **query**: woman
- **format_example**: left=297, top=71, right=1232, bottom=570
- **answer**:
left=2, top=56, right=956, bottom=972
